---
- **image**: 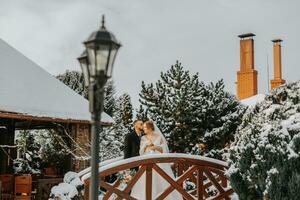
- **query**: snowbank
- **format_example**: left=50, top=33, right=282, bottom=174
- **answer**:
left=50, top=171, right=84, bottom=200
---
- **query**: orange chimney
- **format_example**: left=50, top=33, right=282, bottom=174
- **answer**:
left=236, top=33, right=258, bottom=100
left=270, top=39, right=285, bottom=89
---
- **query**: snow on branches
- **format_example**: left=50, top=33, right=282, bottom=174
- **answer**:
left=139, top=61, right=245, bottom=157
left=228, top=81, right=300, bottom=199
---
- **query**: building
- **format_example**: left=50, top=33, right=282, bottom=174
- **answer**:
left=0, top=38, right=113, bottom=174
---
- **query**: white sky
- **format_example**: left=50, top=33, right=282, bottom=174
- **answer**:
left=0, top=0, right=299, bottom=106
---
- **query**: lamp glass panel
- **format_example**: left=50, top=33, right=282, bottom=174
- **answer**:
left=107, top=48, right=118, bottom=78
left=95, top=44, right=109, bottom=74
left=81, top=62, right=90, bottom=87
left=87, top=48, right=96, bottom=76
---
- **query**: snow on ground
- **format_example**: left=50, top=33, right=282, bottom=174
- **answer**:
left=0, top=39, right=113, bottom=123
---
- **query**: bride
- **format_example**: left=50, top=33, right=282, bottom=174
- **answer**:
left=130, top=121, right=182, bottom=199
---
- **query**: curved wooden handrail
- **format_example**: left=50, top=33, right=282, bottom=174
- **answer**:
left=83, top=153, right=235, bottom=200
left=78, top=156, right=123, bottom=179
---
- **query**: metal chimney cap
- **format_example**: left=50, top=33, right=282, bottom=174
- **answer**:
left=238, top=33, right=256, bottom=39
left=271, top=39, right=283, bottom=43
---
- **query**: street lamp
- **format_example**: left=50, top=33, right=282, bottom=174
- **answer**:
left=78, top=15, right=121, bottom=200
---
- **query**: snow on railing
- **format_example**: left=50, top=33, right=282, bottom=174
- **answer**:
left=78, top=156, right=123, bottom=179
left=81, top=153, right=228, bottom=181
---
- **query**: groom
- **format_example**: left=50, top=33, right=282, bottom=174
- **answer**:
left=124, top=119, right=144, bottom=160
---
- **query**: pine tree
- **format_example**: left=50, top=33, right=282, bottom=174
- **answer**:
left=139, top=61, right=207, bottom=152
left=14, top=130, right=69, bottom=174
left=201, top=80, right=245, bottom=159
left=98, top=93, right=134, bottom=160
left=116, top=93, right=133, bottom=131
left=228, top=81, right=300, bottom=200
left=56, top=70, right=88, bottom=98
left=139, top=61, right=244, bottom=156
left=14, top=130, right=42, bottom=174
left=99, top=127, right=124, bottom=161
left=135, top=105, right=149, bottom=122
left=103, top=80, right=117, bottom=117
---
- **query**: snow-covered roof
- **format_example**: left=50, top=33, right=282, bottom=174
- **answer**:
left=240, top=94, right=266, bottom=107
left=0, top=39, right=113, bottom=124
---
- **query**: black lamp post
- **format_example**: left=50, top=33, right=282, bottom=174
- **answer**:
left=78, top=15, right=121, bottom=200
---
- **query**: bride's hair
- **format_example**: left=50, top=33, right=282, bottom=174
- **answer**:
left=144, top=121, right=155, bottom=131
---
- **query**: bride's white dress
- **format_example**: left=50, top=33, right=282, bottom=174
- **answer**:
left=130, top=134, right=182, bottom=200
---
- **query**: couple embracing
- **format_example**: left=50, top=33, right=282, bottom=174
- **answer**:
left=124, top=120, right=182, bottom=199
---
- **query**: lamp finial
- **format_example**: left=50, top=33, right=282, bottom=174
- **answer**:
left=101, top=15, right=106, bottom=29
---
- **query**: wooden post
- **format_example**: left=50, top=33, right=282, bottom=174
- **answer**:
left=221, top=174, right=227, bottom=188
left=146, top=164, right=152, bottom=200
left=84, top=182, right=90, bottom=200
left=7, top=120, right=15, bottom=174
left=197, top=167, right=204, bottom=200
left=0, top=126, right=8, bottom=173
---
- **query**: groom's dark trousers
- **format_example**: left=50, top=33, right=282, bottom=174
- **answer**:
left=124, top=131, right=141, bottom=171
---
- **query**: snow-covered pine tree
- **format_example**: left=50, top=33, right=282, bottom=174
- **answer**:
left=56, top=70, right=88, bottom=98
left=98, top=93, right=134, bottom=160
left=135, top=105, right=149, bottom=122
left=202, top=79, right=245, bottom=159
left=228, top=81, right=300, bottom=200
left=139, top=61, right=244, bottom=156
left=14, top=130, right=42, bottom=174
left=139, top=61, right=207, bottom=152
left=14, top=130, right=69, bottom=174
left=116, top=93, right=133, bottom=131
left=37, top=130, right=68, bottom=172
left=103, top=80, right=117, bottom=117
left=99, top=127, right=124, bottom=161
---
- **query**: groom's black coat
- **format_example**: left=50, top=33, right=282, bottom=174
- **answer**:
left=124, top=131, right=141, bottom=159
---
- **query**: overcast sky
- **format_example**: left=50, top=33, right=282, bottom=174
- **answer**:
left=0, top=0, right=299, bottom=106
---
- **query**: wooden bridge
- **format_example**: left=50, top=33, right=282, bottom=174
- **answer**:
left=81, top=154, right=236, bottom=200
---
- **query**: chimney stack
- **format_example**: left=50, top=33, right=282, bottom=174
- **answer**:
left=270, top=39, right=285, bottom=89
left=236, top=33, right=258, bottom=100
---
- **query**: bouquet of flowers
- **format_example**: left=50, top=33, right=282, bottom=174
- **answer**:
left=117, top=169, right=137, bottom=184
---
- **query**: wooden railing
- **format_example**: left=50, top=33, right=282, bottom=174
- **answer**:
left=82, top=154, right=235, bottom=200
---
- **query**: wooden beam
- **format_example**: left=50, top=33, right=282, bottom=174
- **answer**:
left=153, top=164, right=194, bottom=200
left=123, top=165, right=147, bottom=194
left=156, top=165, right=197, bottom=200
left=212, top=189, right=235, bottom=200
left=0, top=111, right=113, bottom=126
left=100, top=181, right=137, bottom=200
left=197, top=167, right=204, bottom=200
left=103, top=179, right=121, bottom=200
left=146, top=164, right=152, bottom=200
left=204, top=169, right=224, bottom=191
left=115, top=165, right=147, bottom=200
